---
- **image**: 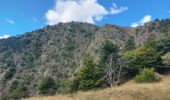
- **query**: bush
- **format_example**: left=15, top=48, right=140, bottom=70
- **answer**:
left=4, top=67, right=16, bottom=80
left=38, top=77, right=57, bottom=95
left=161, top=52, right=170, bottom=66
left=57, top=80, right=74, bottom=94
left=134, top=68, right=160, bottom=83
left=124, top=36, right=135, bottom=51
left=157, top=33, right=170, bottom=53
left=123, top=45, right=161, bottom=75
left=9, top=85, right=28, bottom=99
left=4, top=80, right=29, bottom=99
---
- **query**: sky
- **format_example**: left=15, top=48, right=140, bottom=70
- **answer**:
left=0, top=0, right=170, bottom=38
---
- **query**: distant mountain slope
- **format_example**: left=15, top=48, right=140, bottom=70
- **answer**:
left=0, top=20, right=169, bottom=97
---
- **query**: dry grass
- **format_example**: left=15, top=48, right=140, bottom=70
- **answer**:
left=24, top=75, right=170, bottom=100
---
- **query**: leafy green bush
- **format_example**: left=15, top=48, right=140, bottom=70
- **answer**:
left=124, top=36, right=135, bottom=51
left=57, top=80, right=75, bottom=94
left=38, top=77, right=57, bottom=95
left=4, top=67, right=16, bottom=80
left=161, top=52, right=170, bottom=66
left=4, top=80, right=29, bottom=99
left=134, top=68, right=160, bottom=83
left=157, top=33, right=170, bottom=53
left=123, top=45, right=161, bottom=75
left=9, top=85, right=28, bottom=99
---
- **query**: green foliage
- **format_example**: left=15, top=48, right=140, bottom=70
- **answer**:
left=160, top=19, right=170, bottom=33
left=58, top=80, right=74, bottom=94
left=124, top=36, right=135, bottom=51
left=123, top=36, right=163, bottom=76
left=161, top=52, right=170, bottom=66
left=134, top=68, right=160, bottom=83
left=144, top=36, right=157, bottom=49
left=73, top=55, right=102, bottom=91
left=9, top=84, right=28, bottom=99
left=157, top=33, right=170, bottom=53
left=123, top=45, right=161, bottom=75
left=38, top=77, right=57, bottom=95
left=4, top=67, right=16, bottom=80
left=4, top=80, right=29, bottom=99
left=100, top=40, right=120, bottom=65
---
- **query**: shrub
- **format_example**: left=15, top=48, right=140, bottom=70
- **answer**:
left=161, top=52, right=170, bottom=66
left=6, top=80, right=28, bottom=99
left=157, top=33, right=170, bottom=53
left=123, top=45, right=161, bottom=75
left=124, top=36, right=135, bottom=51
left=4, top=67, right=16, bottom=80
left=9, top=85, right=28, bottom=99
left=58, top=80, right=74, bottom=94
left=38, top=77, right=57, bottom=95
left=134, top=68, right=160, bottom=83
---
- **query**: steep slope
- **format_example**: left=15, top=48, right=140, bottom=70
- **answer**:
left=0, top=20, right=168, bottom=97
left=0, top=22, right=129, bottom=97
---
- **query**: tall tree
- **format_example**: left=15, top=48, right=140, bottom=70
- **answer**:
left=99, top=40, right=126, bottom=87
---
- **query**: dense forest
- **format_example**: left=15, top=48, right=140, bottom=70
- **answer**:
left=0, top=19, right=170, bottom=99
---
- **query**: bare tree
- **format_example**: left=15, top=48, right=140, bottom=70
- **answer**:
left=102, top=54, right=126, bottom=87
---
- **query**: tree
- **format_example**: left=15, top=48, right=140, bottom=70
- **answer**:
left=161, top=52, right=170, bottom=66
left=157, top=33, right=170, bottom=53
left=99, top=40, right=119, bottom=66
left=124, top=36, right=135, bottom=51
left=73, top=54, right=102, bottom=91
left=123, top=45, right=161, bottom=75
left=99, top=40, right=126, bottom=87
left=38, top=77, right=57, bottom=95
left=102, top=56, right=126, bottom=87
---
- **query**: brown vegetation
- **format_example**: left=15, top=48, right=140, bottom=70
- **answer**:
left=24, top=74, right=170, bottom=100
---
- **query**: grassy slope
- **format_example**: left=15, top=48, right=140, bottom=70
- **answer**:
left=24, top=75, right=170, bottom=100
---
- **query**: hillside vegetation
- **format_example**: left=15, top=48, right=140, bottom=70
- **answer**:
left=24, top=74, right=170, bottom=100
left=0, top=19, right=170, bottom=99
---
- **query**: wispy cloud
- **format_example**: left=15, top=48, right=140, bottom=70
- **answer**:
left=110, top=3, right=128, bottom=14
left=33, top=18, right=37, bottom=22
left=131, top=15, right=152, bottom=27
left=166, top=10, right=170, bottom=13
left=0, top=34, right=10, bottom=39
left=6, top=18, right=15, bottom=24
left=45, top=0, right=128, bottom=25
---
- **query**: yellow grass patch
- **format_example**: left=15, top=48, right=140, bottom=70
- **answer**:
left=24, top=75, right=170, bottom=100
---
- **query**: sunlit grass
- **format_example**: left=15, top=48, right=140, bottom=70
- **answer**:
left=24, top=75, right=170, bottom=100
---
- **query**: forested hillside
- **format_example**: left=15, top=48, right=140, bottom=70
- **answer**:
left=0, top=19, right=170, bottom=99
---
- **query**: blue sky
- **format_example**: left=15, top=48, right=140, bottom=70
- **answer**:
left=0, top=0, right=170, bottom=38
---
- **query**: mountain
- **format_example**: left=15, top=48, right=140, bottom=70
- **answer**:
left=0, top=19, right=169, bottom=98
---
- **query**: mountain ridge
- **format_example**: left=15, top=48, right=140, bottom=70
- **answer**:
left=0, top=19, right=169, bottom=98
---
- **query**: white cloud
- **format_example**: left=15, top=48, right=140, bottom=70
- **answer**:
left=0, top=35, right=10, bottom=39
left=131, top=22, right=139, bottom=27
left=131, top=15, right=152, bottom=27
left=33, top=18, right=37, bottom=22
left=6, top=18, right=15, bottom=24
left=110, top=3, right=128, bottom=14
left=45, top=0, right=128, bottom=25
